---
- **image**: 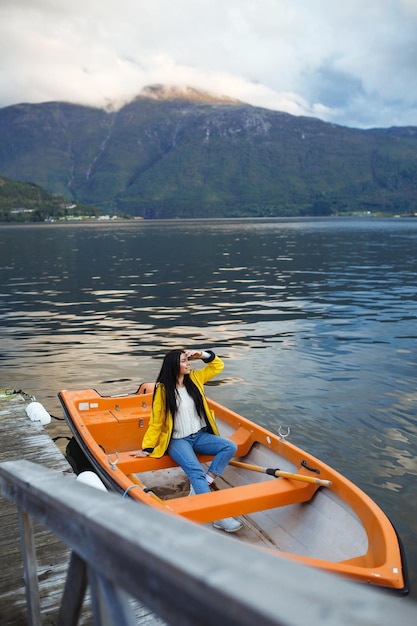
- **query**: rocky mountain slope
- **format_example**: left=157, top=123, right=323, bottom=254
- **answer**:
left=1, top=85, right=416, bottom=217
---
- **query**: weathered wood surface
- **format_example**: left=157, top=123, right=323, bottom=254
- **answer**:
left=0, top=393, right=73, bottom=625
left=0, top=393, right=162, bottom=625
left=2, top=458, right=417, bottom=626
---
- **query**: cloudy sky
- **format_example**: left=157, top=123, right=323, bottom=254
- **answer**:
left=1, top=0, right=417, bottom=129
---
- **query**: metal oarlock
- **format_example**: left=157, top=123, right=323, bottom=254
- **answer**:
left=278, top=425, right=290, bottom=441
left=107, top=452, right=119, bottom=470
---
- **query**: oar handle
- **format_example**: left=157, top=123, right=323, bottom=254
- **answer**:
left=230, top=460, right=265, bottom=473
left=271, top=469, right=332, bottom=486
left=127, top=474, right=166, bottom=503
left=230, top=460, right=332, bottom=487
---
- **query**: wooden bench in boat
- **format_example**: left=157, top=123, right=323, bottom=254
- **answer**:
left=167, top=478, right=319, bottom=523
left=112, top=448, right=318, bottom=522
left=114, top=425, right=256, bottom=473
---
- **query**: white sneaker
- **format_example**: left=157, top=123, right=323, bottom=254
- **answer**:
left=213, top=517, right=243, bottom=533
left=189, top=481, right=212, bottom=496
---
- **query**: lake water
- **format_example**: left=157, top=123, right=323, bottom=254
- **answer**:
left=1, top=217, right=416, bottom=597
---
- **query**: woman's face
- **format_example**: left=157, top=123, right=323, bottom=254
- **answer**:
left=178, top=352, right=191, bottom=377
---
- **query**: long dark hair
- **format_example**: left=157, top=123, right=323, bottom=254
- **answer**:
left=155, top=350, right=206, bottom=420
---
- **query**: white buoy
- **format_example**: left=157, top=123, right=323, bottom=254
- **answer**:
left=25, top=401, right=51, bottom=425
left=76, top=471, right=107, bottom=491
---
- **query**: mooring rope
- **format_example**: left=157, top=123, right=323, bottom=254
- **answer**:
left=1, top=388, right=36, bottom=401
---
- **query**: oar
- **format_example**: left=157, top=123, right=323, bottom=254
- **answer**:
left=229, top=460, right=332, bottom=487
left=126, top=474, right=170, bottom=504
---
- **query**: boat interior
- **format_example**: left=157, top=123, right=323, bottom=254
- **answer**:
left=61, top=385, right=371, bottom=567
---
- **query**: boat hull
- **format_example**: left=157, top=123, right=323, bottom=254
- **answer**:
left=58, top=385, right=409, bottom=594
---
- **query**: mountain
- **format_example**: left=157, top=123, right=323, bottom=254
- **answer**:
left=1, top=84, right=417, bottom=218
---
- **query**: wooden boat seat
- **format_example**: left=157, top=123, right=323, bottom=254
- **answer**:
left=168, top=478, right=320, bottom=523
left=116, top=452, right=182, bottom=473
left=115, top=446, right=319, bottom=523
left=115, top=451, right=220, bottom=474
left=116, top=426, right=256, bottom=473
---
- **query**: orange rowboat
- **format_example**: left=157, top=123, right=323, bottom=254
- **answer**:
left=59, top=383, right=409, bottom=594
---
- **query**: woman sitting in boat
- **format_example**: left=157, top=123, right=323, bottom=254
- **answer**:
left=130, top=349, right=242, bottom=533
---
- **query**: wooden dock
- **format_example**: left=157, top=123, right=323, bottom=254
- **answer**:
left=0, top=391, right=71, bottom=625
left=0, top=391, right=161, bottom=625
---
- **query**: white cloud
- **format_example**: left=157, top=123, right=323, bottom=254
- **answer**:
left=0, top=0, right=416, bottom=128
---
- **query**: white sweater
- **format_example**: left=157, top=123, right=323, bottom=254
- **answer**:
left=171, top=386, right=205, bottom=439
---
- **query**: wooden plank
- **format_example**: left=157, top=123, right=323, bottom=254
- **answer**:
left=1, top=458, right=417, bottom=626
left=168, top=477, right=318, bottom=521
left=18, top=509, right=42, bottom=626
left=57, top=552, right=88, bottom=626
left=0, top=393, right=162, bottom=625
left=0, top=394, right=74, bottom=626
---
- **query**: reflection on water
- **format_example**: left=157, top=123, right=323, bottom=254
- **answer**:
left=1, top=217, right=417, bottom=595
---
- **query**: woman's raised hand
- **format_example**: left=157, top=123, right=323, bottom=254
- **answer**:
left=184, top=350, right=202, bottom=360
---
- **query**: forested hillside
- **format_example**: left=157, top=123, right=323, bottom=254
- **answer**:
left=0, top=175, right=99, bottom=222
left=1, top=85, right=417, bottom=218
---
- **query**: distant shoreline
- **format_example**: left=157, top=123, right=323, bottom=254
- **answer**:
left=1, top=213, right=416, bottom=226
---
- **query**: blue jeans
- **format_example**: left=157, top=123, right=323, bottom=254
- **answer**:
left=167, top=429, right=237, bottom=494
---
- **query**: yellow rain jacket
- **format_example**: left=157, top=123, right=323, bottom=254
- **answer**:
left=142, top=355, right=224, bottom=458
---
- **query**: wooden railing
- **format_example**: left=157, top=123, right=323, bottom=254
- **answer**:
left=0, top=459, right=416, bottom=626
